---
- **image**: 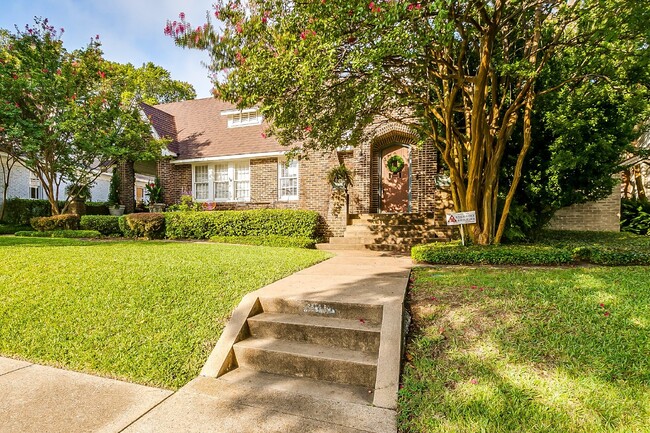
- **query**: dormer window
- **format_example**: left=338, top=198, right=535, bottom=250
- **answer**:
left=221, top=108, right=263, bottom=128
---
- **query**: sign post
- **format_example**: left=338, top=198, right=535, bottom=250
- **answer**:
left=445, top=211, right=477, bottom=246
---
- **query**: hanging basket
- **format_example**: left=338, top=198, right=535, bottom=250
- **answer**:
left=386, top=155, right=405, bottom=174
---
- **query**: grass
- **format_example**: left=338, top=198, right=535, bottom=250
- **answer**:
left=0, top=237, right=329, bottom=389
left=399, top=266, right=650, bottom=433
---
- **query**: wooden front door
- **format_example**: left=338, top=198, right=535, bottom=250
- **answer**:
left=380, top=145, right=410, bottom=213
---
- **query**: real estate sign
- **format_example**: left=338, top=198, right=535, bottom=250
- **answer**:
left=445, top=211, right=477, bottom=226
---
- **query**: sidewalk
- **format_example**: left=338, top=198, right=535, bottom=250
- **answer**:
left=1, top=250, right=412, bottom=433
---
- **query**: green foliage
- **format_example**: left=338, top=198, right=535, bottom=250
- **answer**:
left=145, top=176, right=163, bottom=204
left=111, top=61, right=196, bottom=105
left=166, top=195, right=202, bottom=212
left=0, top=237, right=328, bottom=389
left=326, top=164, right=354, bottom=190
left=15, top=230, right=101, bottom=238
left=1, top=198, right=54, bottom=225
left=621, top=199, right=650, bottom=235
left=400, top=267, right=650, bottom=432
left=412, top=242, right=574, bottom=266
left=108, top=170, right=121, bottom=206
left=0, top=18, right=165, bottom=214
left=119, top=213, right=166, bottom=239
left=165, top=209, right=320, bottom=240
left=85, top=202, right=109, bottom=215
left=414, top=231, right=650, bottom=266
left=80, top=215, right=121, bottom=235
left=210, top=235, right=316, bottom=248
left=0, top=223, right=30, bottom=234
left=30, top=214, right=80, bottom=231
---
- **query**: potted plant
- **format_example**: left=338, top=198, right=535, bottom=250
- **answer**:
left=107, top=169, right=125, bottom=216
left=327, top=164, right=354, bottom=191
left=146, top=177, right=165, bottom=213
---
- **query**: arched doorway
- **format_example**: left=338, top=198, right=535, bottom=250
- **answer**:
left=379, top=144, right=411, bottom=213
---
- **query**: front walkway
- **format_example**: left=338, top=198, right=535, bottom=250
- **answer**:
left=0, top=250, right=412, bottom=433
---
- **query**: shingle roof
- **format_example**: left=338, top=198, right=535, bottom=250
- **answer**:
left=140, top=103, right=179, bottom=154
left=148, top=98, right=285, bottom=161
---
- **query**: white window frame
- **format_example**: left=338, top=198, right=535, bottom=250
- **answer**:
left=278, top=159, right=299, bottom=201
left=225, top=109, right=263, bottom=128
left=29, top=173, right=43, bottom=200
left=192, top=160, right=251, bottom=202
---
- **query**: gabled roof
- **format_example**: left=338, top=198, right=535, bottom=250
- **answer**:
left=147, top=98, right=285, bottom=162
left=141, top=103, right=179, bottom=154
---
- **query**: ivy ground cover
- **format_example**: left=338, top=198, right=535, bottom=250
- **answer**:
left=0, top=237, right=329, bottom=389
left=399, top=266, right=650, bottom=433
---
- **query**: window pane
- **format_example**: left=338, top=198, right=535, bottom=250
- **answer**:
left=194, top=166, right=208, bottom=182
left=278, top=159, right=298, bottom=200
left=234, top=181, right=250, bottom=200
left=194, top=165, right=209, bottom=199
left=234, top=162, right=250, bottom=181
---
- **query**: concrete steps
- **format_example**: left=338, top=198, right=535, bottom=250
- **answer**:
left=233, top=337, right=377, bottom=388
left=221, top=295, right=383, bottom=403
left=319, top=213, right=451, bottom=252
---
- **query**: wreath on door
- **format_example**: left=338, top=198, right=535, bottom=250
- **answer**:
left=386, top=155, right=405, bottom=174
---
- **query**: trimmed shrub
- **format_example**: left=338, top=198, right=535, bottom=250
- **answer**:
left=210, top=235, right=317, bottom=248
left=86, top=202, right=110, bottom=216
left=15, top=230, right=101, bottom=238
left=30, top=214, right=80, bottom=232
left=165, top=209, right=320, bottom=240
left=572, top=245, right=650, bottom=266
left=0, top=224, right=31, bottom=235
left=412, top=242, right=574, bottom=266
left=119, top=213, right=166, bottom=239
left=80, top=215, right=121, bottom=235
left=2, top=198, right=55, bottom=225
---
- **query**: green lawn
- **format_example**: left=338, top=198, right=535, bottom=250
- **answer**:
left=0, top=237, right=329, bottom=389
left=399, top=266, right=650, bottom=433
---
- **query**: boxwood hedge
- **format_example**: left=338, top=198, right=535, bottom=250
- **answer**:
left=412, top=242, right=574, bottom=266
left=15, top=230, right=102, bottom=238
left=210, top=235, right=317, bottom=248
left=80, top=215, right=122, bottom=236
left=119, top=213, right=166, bottom=239
left=165, top=209, right=320, bottom=240
left=30, top=214, right=80, bottom=232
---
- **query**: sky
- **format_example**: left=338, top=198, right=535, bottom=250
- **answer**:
left=1, top=0, right=215, bottom=98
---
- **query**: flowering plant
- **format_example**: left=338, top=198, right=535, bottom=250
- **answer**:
left=146, top=177, right=164, bottom=204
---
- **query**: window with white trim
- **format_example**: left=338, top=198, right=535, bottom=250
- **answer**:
left=194, top=165, right=209, bottom=200
left=213, top=163, right=230, bottom=201
left=227, top=110, right=263, bottom=128
left=29, top=173, right=43, bottom=200
left=278, top=159, right=299, bottom=201
left=193, top=161, right=251, bottom=202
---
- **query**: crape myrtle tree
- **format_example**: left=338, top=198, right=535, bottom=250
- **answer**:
left=168, top=0, right=648, bottom=244
left=0, top=18, right=164, bottom=215
left=111, top=61, right=197, bottom=106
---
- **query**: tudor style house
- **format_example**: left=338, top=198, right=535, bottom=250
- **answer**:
left=137, top=97, right=452, bottom=247
left=133, top=97, right=620, bottom=248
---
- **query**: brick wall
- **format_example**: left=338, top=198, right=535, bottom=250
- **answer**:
left=157, top=160, right=192, bottom=205
left=250, top=158, right=278, bottom=203
left=546, top=182, right=621, bottom=231
left=117, top=160, right=135, bottom=213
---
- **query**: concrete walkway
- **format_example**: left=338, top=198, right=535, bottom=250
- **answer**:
left=0, top=250, right=412, bottom=433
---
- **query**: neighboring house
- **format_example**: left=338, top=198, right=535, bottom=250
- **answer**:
left=0, top=152, right=152, bottom=212
left=140, top=98, right=451, bottom=238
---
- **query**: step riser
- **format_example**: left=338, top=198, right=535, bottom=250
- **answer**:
left=233, top=346, right=377, bottom=388
left=259, top=298, right=383, bottom=325
left=332, top=236, right=443, bottom=245
left=247, top=320, right=380, bottom=353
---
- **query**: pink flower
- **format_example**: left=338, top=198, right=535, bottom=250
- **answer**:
left=604, top=311, right=610, bottom=317
left=471, top=285, right=477, bottom=289
left=369, top=2, right=375, bottom=9
left=95, top=34, right=100, bottom=40
left=98, top=70, right=106, bottom=79
left=305, top=126, right=312, bottom=132
left=236, top=23, right=243, bottom=33
left=430, top=296, right=437, bottom=301
left=261, top=16, right=267, bottom=24
left=261, top=132, right=267, bottom=139
left=359, top=318, right=366, bottom=324
left=300, top=31, right=306, bottom=40
left=599, top=303, right=605, bottom=308
left=42, top=68, right=48, bottom=73
left=470, top=379, right=478, bottom=385
left=179, top=12, right=185, bottom=20
left=56, top=69, right=62, bottom=75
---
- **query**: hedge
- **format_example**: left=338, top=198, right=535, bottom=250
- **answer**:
left=30, top=214, right=80, bottom=232
left=119, top=213, right=166, bottom=239
left=15, top=230, right=102, bottom=238
left=1, top=198, right=56, bottom=225
left=86, top=202, right=110, bottom=216
left=412, top=242, right=574, bottom=265
left=210, top=235, right=317, bottom=248
left=413, top=239, right=650, bottom=266
left=80, top=215, right=122, bottom=236
left=165, top=209, right=321, bottom=240
left=0, top=224, right=31, bottom=235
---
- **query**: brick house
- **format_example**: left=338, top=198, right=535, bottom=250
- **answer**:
left=137, top=98, right=452, bottom=245
left=133, top=97, right=620, bottom=247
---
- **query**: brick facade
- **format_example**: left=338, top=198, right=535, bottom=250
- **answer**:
left=155, top=125, right=454, bottom=238
left=546, top=182, right=621, bottom=232
left=117, top=160, right=135, bottom=213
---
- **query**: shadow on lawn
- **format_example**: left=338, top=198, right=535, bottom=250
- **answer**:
left=399, top=266, right=650, bottom=432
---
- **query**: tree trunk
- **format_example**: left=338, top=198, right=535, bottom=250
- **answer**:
left=634, top=164, right=646, bottom=200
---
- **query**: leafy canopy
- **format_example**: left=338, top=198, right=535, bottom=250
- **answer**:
left=0, top=18, right=166, bottom=214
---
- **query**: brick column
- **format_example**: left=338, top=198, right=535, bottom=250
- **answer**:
left=117, top=160, right=135, bottom=213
